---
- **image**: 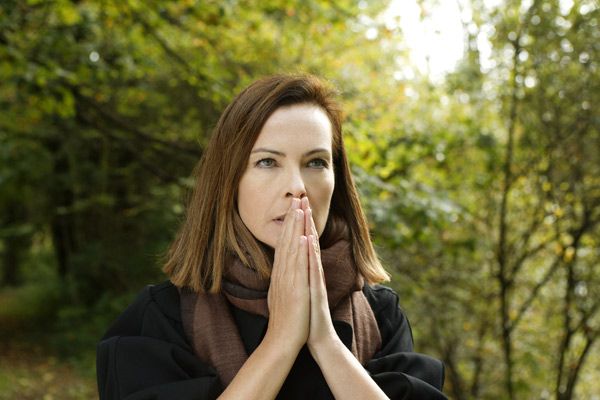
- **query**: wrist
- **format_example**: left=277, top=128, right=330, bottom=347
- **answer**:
left=308, top=332, right=344, bottom=364
left=263, top=328, right=304, bottom=360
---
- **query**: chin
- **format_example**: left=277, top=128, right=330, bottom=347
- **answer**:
left=255, top=234, right=277, bottom=250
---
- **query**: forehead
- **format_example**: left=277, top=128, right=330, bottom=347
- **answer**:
left=252, top=104, right=333, bottom=150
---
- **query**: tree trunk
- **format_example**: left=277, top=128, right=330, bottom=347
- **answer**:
left=1, top=200, right=29, bottom=286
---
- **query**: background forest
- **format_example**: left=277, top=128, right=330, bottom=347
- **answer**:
left=0, top=0, right=598, bottom=399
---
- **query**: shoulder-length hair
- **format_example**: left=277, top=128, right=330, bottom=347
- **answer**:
left=164, top=74, right=390, bottom=292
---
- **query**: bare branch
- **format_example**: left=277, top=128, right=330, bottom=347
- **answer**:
left=507, top=214, right=553, bottom=283
left=510, top=256, right=562, bottom=332
left=563, top=332, right=598, bottom=399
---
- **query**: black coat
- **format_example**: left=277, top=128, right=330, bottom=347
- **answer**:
left=97, top=281, right=447, bottom=399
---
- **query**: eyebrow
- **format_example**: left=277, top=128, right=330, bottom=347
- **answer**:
left=250, top=148, right=331, bottom=157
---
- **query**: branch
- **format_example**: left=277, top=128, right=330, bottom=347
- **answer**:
left=75, top=110, right=187, bottom=185
left=508, top=231, right=555, bottom=284
left=510, top=256, right=562, bottom=332
left=573, top=298, right=600, bottom=334
left=511, top=208, right=595, bottom=332
left=564, top=331, right=598, bottom=399
left=74, top=91, right=201, bottom=157
left=469, top=320, right=491, bottom=398
left=129, top=9, right=195, bottom=76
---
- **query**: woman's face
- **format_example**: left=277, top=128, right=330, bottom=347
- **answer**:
left=237, top=104, right=335, bottom=249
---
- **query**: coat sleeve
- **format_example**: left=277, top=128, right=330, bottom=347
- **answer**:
left=363, top=285, right=447, bottom=400
left=96, top=286, right=223, bottom=400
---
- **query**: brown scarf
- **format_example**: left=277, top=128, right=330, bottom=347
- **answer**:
left=179, top=239, right=381, bottom=387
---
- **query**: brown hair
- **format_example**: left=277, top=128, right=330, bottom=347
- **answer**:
left=164, top=74, right=390, bottom=292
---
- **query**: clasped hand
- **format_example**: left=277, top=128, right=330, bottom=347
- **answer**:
left=266, top=197, right=337, bottom=356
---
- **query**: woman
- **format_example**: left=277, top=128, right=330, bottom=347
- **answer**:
left=97, top=74, right=447, bottom=399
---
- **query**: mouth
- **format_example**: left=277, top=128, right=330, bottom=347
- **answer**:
left=273, top=214, right=286, bottom=224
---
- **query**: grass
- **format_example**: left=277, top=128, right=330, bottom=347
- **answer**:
left=0, top=341, right=96, bottom=400
left=0, top=282, right=98, bottom=399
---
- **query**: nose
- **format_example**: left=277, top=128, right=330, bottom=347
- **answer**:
left=284, top=168, right=307, bottom=199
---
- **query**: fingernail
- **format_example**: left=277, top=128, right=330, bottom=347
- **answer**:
left=292, top=198, right=300, bottom=208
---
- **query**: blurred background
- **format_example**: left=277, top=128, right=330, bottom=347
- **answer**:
left=0, top=0, right=598, bottom=399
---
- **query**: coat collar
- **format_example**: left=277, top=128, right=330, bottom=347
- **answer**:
left=231, top=306, right=354, bottom=355
left=151, top=280, right=355, bottom=354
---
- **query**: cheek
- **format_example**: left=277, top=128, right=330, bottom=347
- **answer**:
left=310, top=174, right=335, bottom=233
left=237, top=175, right=260, bottom=221
left=238, top=172, right=274, bottom=229
left=239, top=170, right=265, bottom=203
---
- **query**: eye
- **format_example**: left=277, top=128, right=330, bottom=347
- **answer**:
left=255, top=158, right=276, bottom=168
left=307, top=158, right=328, bottom=169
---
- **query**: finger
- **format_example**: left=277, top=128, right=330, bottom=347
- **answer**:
left=304, top=204, right=312, bottom=238
left=301, top=196, right=309, bottom=212
left=283, top=202, right=304, bottom=266
left=275, top=198, right=301, bottom=266
left=301, top=197, right=310, bottom=236
left=301, top=197, right=317, bottom=240
left=306, top=207, right=320, bottom=247
left=283, top=198, right=301, bottom=241
left=308, top=234, right=325, bottom=292
left=293, top=207, right=305, bottom=250
left=292, top=197, right=301, bottom=211
left=297, top=234, right=309, bottom=284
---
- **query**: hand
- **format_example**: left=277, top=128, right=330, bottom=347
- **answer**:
left=301, top=197, right=338, bottom=355
left=266, top=198, right=310, bottom=352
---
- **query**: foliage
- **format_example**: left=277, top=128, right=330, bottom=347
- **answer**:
left=0, top=0, right=598, bottom=399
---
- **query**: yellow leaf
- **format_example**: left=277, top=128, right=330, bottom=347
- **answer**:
left=554, top=243, right=563, bottom=255
left=57, top=3, right=81, bottom=26
left=542, top=181, right=552, bottom=192
left=563, top=247, right=575, bottom=262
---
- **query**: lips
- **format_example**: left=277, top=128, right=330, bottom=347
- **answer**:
left=273, top=213, right=286, bottom=224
